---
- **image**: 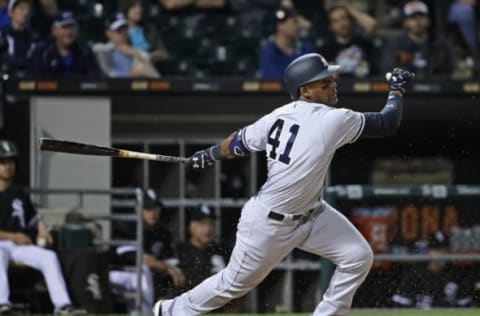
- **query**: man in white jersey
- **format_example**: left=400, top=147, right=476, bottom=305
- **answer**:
left=154, top=53, right=414, bottom=316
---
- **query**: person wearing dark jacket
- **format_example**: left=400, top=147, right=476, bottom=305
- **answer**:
left=382, top=1, right=454, bottom=78
left=175, top=204, right=227, bottom=292
left=0, top=0, right=36, bottom=76
left=259, top=6, right=315, bottom=79
left=27, top=11, right=100, bottom=76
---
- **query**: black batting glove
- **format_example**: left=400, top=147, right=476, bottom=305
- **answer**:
left=386, top=68, right=415, bottom=94
left=187, top=146, right=221, bottom=169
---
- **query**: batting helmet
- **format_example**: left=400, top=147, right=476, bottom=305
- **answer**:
left=284, top=53, right=341, bottom=100
left=0, top=140, right=18, bottom=159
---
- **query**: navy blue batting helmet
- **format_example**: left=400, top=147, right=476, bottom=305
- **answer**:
left=284, top=53, right=341, bottom=100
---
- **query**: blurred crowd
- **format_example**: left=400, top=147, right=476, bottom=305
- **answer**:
left=0, top=0, right=478, bottom=79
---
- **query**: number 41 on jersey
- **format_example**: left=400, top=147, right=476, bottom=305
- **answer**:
left=267, top=119, right=300, bottom=165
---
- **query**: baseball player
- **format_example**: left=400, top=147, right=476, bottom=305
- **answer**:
left=175, top=204, right=227, bottom=293
left=109, top=189, right=185, bottom=314
left=154, top=53, right=414, bottom=316
left=0, top=140, right=80, bottom=315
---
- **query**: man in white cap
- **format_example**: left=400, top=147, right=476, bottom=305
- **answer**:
left=382, top=0, right=454, bottom=77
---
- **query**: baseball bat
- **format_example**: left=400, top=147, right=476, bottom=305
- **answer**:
left=39, top=138, right=189, bottom=163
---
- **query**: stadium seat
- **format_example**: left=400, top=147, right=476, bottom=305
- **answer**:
left=78, top=16, right=107, bottom=43
left=157, top=59, right=197, bottom=77
left=62, top=0, right=95, bottom=16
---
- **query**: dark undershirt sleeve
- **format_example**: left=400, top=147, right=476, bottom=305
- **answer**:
left=360, top=92, right=403, bottom=138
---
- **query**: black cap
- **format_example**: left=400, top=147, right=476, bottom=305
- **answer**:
left=143, top=189, right=163, bottom=209
left=275, top=6, right=298, bottom=23
left=189, top=204, right=216, bottom=222
left=53, top=11, right=77, bottom=27
left=105, top=13, right=128, bottom=31
left=427, top=231, right=449, bottom=250
left=0, top=140, right=18, bottom=159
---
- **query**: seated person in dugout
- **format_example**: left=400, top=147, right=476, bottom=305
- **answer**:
left=174, top=204, right=242, bottom=312
left=0, top=140, right=80, bottom=315
left=109, top=189, right=185, bottom=314
left=391, top=230, right=475, bottom=308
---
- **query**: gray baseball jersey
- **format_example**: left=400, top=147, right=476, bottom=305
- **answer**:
left=157, top=100, right=374, bottom=316
left=241, top=100, right=365, bottom=213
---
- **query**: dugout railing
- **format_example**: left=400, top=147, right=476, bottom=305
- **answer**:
left=25, top=184, right=480, bottom=313
left=27, top=187, right=145, bottom=315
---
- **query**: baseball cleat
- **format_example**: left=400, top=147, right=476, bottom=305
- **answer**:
left=153, top=300, right=164, bottom=316
left=0, top=304, right=12, bottom=315
left=55, top=305, right=86, bottom=315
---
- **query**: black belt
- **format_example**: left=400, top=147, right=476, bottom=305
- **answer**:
left=268, top=208, right=315, bottom=222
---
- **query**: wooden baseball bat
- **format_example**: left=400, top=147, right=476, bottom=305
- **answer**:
left=39, top=138, right=189, bottom=163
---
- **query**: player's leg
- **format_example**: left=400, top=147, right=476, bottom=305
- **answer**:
left=140, top=266, right=154, bottom=313
left=109, top=266, right=154, bottom=313
left=157, top=198, right=305, bottom=316
left=10, top=245, right=72, bottom=310
left=298, top=203, right=373, bottom=316
left=0, top=246, right=11, bottom=306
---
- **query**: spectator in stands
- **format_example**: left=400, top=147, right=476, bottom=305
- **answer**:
left=122, top=0, right=168, bottom=63
left=109, top=189, right=185, bottom=314
left=0, top=0, right=9, bottom=29
left=31, top=0, right=59, bottom=41
left=391, top=231, right=474, bottom=308
left=258, top=6, right=315, bottom=79
left=175, top=204, right=226, bottom=292
left=27, top=11, right=101, bottom=76
left=382, top=0, right=454, bottom=78
left=448, top=0, right=478, bottom=78
left=0, top=0, right=36, bottom=76
left=230, top=0, right=311, bottom=52
left=319, top=5, right=377, bottom=77
left=94, top=13, right=160, bottom=78
left=0, top=140, right=80, bottom=315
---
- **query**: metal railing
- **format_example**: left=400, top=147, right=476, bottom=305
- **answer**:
left=27, top=185, right=480, bottom=313
left=28, top=187, right=144, bottom=315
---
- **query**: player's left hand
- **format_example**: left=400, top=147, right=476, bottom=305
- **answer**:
left=188, top=149, right=216, bottom=169
left=386, top=68, right=415, bottom=94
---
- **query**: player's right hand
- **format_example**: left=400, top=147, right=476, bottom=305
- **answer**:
left=386, top=68, right=415, bottom=94
left=11, top=232, right=33, bottom=245
left=187, top=149, right=216, bottom=169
